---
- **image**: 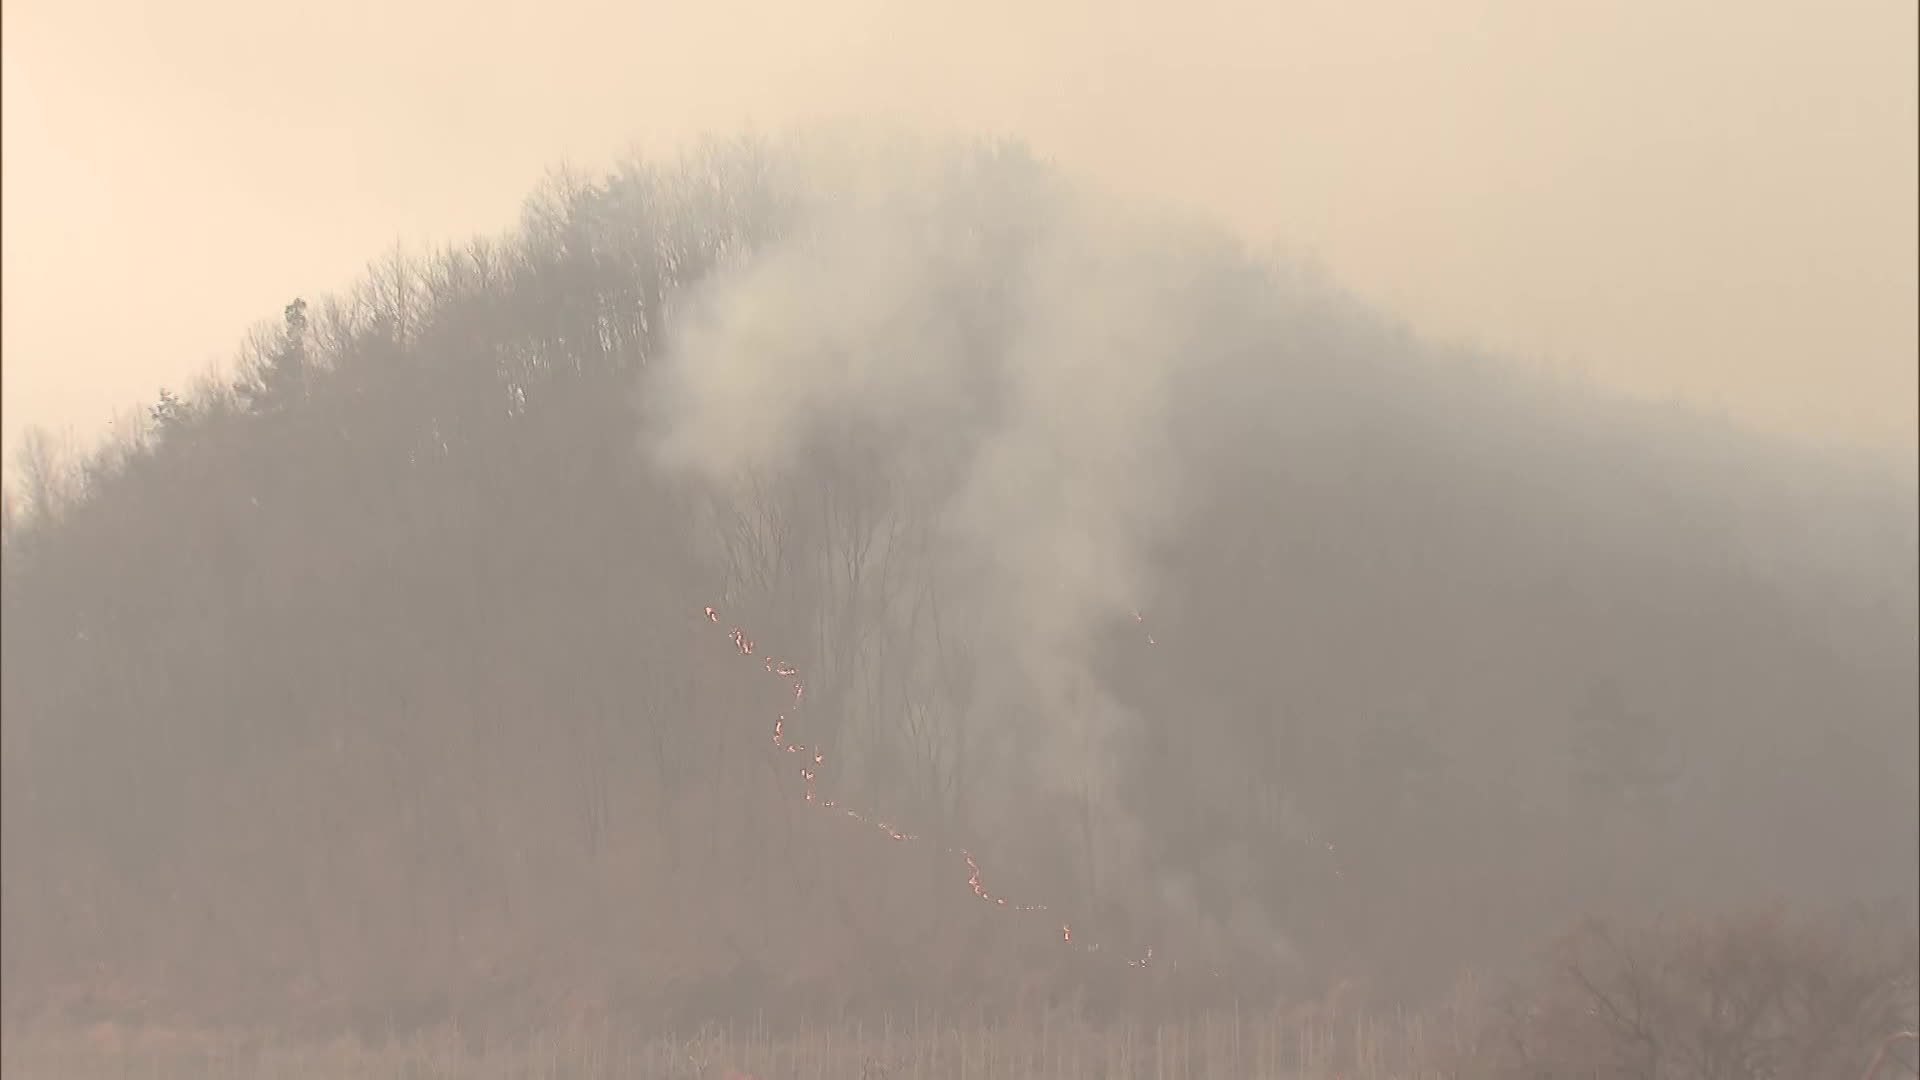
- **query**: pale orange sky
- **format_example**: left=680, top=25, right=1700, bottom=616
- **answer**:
left=4, top=0, right=1916, bottom=465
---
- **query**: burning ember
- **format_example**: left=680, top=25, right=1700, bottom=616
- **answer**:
left=698, top=602, right=1337, bottom=974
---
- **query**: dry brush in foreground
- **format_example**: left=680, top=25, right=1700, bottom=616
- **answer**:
left=7, top=909, right=1915, bottom=1080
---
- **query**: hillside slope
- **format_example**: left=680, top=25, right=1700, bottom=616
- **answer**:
left=3, top=134, right=1914, bottom=1035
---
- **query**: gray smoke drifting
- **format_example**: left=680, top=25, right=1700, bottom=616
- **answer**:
left=641, top=134, right=1199, bottom=896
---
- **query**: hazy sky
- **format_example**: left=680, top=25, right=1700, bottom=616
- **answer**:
left=4, top=0, right=1915, bottom=464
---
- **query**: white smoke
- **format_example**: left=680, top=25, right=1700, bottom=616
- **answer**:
left=641, top=131, right=1208, bottom=904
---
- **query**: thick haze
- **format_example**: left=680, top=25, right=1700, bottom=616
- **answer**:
left=2, top=0, right=1917, bottom=1069
left=3, top=0, right=1916, bottom=466
left=2, top=107, right=1914, bottom=1072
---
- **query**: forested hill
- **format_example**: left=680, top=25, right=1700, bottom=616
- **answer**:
left=2, top=134, right=1914, bottom=1036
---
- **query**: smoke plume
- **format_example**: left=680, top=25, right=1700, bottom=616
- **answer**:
left=642, top=134, right=1206, bottom=906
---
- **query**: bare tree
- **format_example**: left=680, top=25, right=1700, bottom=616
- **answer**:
left=13, top=425, right=74, bottom=526
left=1488, top=910, right=1920, bottom=1079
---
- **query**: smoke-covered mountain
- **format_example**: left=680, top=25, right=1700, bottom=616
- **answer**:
left=3, top=133, right=1913, bottom=1035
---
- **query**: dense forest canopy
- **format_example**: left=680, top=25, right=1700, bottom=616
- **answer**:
left=2, top=133, right=1914, bottom=1038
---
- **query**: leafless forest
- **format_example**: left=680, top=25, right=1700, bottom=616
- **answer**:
left=2, top=134, right=1915, bottom=1077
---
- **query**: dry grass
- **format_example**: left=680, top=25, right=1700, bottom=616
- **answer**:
left=8, top=910, right=1908, bottom=1078
left=1, top=1004, right=1477, bottom=1080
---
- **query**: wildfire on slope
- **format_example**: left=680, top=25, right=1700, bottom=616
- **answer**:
left=699, top=603, right=1159, bottom=966
left=693, top=601, right=1342, bottom=977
